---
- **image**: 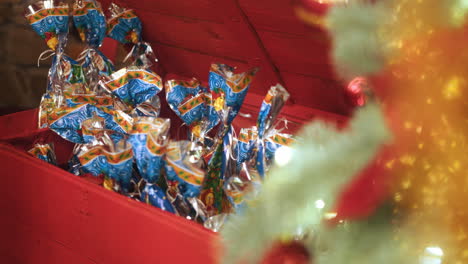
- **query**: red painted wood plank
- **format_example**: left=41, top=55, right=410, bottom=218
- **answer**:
left=258, top=30, right=335, bottom=79
left=0, top=143, right=218, bottom=264
left=281, top=72, right=349, bottom=115
left=137, top=10, right=258, bottom=60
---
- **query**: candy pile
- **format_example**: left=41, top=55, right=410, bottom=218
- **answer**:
left=24, top=0, right=295, bottom=229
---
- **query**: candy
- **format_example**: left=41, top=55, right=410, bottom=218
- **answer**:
left=28, top=143, right=57, bottom=165
left=106, top=3, right=142, bottom=45
left=72, top=0, right=106, bottom=48
left=102, top=67, right=163, bottom=107
left=128, top=117, right=169, bottom=183
left=106, top=3, right=156, bottom=69
left=73, top=0, right=114, bottom=92
left=25, top=0, right=70, bottom=51
left=165, top=78, right=220, bottom=139
left=102, top=139, right=134, bottom=193
left=200, top=64, right=258, bottom=215
left=165, top=141, right=206, bottom=198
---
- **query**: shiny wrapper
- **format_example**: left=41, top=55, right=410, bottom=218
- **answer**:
left=102, top=139, right=134, bottom=193
left=235, top=127, right=258, bottom=166
left=107, top=3, right=157, bottom=69
left=38, top=55, right=87, bottom=128
left=254, top=84, right=290, bottom=178
left=165, top=141, right=206, bottom=198
left=25, top=0, right=70, bottom=51
left=141, top=183, right=176, bottom=213
left=209, top=64, right=258, bottom=124
left=165, top=78, right=219, bottom=139
left=28, top=143, right=57, bottom=165
left=77, top=144, right=107, bottom=177
left=128, top=117, right=169, bottom=184
left=200, top=64, right=258, bottom=215
left=102, top=67, right=163, bottom=107
left=73, top=0, right=114, bottom=91
left=106, top=3, right=141, bottom=44
left=72, top=0, right=106, bottom=48
left=48, top=103, right=132, bottom=143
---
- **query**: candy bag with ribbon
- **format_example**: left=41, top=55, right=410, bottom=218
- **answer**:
left=48, top=101, right=132, bottom=143
left=254, top=84, right=290, bottom=178
left=76, top=115, right=134, bottom=193
left=165, top=78, right=220, bottom=143
left=128, top=117, right=175, bottom=212
left=101, top=67, right=163, bottom=109
left=25, top=0, right=69, bottom=51
left=28, top=142, right=57, bottom=165
left=25, top=1, right=71, bottom=105
left=200, top=64, right=258, bottom=216
left=106, top=3, right=157, bottom=69
left=223, top=84, right=291, bottom=213
left=165, top=140, right=208, bottom=221
left=102, top=137, right=134, bottom=194
left=73, top=0, right=114, bottom=92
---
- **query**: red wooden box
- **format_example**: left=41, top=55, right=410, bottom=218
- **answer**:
left=0, top=0, right=352, bottom=263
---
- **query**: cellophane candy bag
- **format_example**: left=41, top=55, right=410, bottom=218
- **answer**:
left=28, top=143, right=57, bottom=165
left=254, top=84, right=290, bottom=178
left=106, top=3, right=157, bottom=69
left=165, top=140, right=208, bottom=221
left=199, top=64, right=258, bottom=216
left=102, top=67, right=163, bottom=108
left=165, top=78, right=220, bottom=141
left=76, top=115, right=135, bottom=193
left=73, top=0, right=114, bottom=92
left=25, top=0, right=69, bottom=51
left=48, top=101, right=132, bottom=143
left=102, top=138, right=134, bottom=194
left=128, top=117, right=175, bottom=213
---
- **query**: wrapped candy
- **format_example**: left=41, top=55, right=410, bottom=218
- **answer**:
left=25, top=1, right=91, bottom=128
left=128, top=117, right=169, bottom=183
left=102, top=138, right=134, bottom=193
left=28, top=143, right=57, bottom=165
left=76, top=115, right=108, bottom=176
left=101, top=67, right=163, bottom=108
left=128, top=117, right=175, bottom=212
left=73, top=0, right=114, bottom=91
left=200, top=64, right=258, bottom=216
left=48, top=102, right=132, bottom=143
left=25, top=0, right=69, bottom=51
left=165, top=141, right=206, bottom=198
left=165, top=140, right=208, bottom=221
left=106, top=3, right=141, bottom=45
left=223, top=85, right=292, bottom=212
left=254, top=84, right=290, bottom=178
left=106, top=3, right=156, bottom=68
left=76, top=115, right=134, bottom=193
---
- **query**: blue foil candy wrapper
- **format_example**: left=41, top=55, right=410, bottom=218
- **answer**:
left=235, top=127, right=257, bottom=167
left=165, top=141, right=206, bottom=198
left=72, top=0, right=106, bottom=48
left=25, top=2, right=70, bottom=51
left=209, top=64, right=258, bottom=125
left=141, top=184, right=176, bottom=213
left=77, top=144, right=107, bottom=176
left=102, top=141, right=134, bottom=193
left=103, top=67, right=163, bottom=107
left=128, top=117, right=170, bottom=184
left=106, top=3, right=142, bottom=44
left=165, top=78, right=220, bottom=138
left=28, top=143, right=57, bottom=165
left=265, top=133, right=295, bottom=161
left=49, top=103, right=132, bottom=143
left=254, top=84, right=290, bottom=178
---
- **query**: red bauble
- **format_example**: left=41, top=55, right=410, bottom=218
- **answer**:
left=261, top=241, right=311, bottom=264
